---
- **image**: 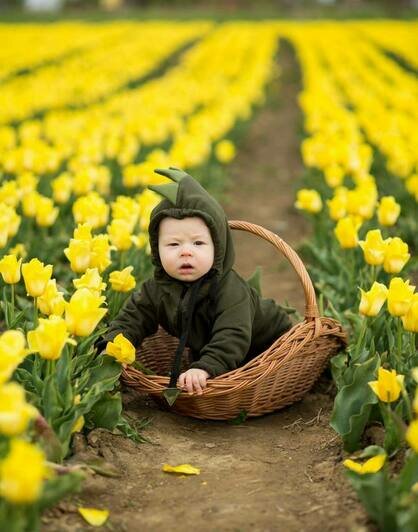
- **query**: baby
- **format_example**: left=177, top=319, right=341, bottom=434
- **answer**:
left=103, top=167, right=292, bottom=403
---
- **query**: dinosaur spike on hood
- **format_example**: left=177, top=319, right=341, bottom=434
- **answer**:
left=148, top=182, right=179, bottom=205
left=154, top=167, right=189, bottom=183
left=148, top=168, right=235, bottom=281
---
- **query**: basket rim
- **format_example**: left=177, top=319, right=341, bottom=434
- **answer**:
left=228, top=220, right=319, bottom=320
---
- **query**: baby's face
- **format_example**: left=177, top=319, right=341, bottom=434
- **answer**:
left=158, top=216, right=215, bottom=282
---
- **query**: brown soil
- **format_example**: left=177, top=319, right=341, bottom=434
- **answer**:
left=44, top=44, right=368, bottom=532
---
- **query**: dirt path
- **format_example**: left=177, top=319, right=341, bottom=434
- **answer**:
left=44, top=44, right=367, bottom=532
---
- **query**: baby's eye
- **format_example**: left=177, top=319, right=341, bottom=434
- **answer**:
left=194, top=241, right=205, bottom=246
left=168, top=243, right=178, bottom=247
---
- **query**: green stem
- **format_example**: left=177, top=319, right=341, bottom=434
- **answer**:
left=33, top=297, right=38, bottom=328
left=10, top=284, right=15, bottom=325
left=353, top=316, right=368, bottom=361
left=119, top=250, right=126, bottom=270
left=410, top=333, right=416, bottom=358
left=396, top=317, right=403, bottom=365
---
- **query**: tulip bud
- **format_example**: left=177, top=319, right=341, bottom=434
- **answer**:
left=0, top=254, right=22, bottom=284
left=27, top=315, right=75, bottom=360
left=387, top=277, right=415, bottom=317
left=401, top=293, right=418, bottom=333
left=359, top=229, right=388, bottom=266
left=295, top=189, right=322, bottom=214
left=383, top=237, right=410, bottom=274
left=334, top=216, right=362, bottom=249
left=377, top=196, right=401, bottom=227
left=21, top=258, right=53, bottom=297
left=106, top=333, right=136, bottom=364
left=368, top=367, right=404, bottom=403
left=359, top=282, right=388, bottom=316
left=109, top=266, right=136, bottom=292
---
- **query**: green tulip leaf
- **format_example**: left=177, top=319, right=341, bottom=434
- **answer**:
left=85, top=392, right=122, bottom=431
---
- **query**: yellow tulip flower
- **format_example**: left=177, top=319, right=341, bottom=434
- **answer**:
left=73, top=268, right=106, bottom=295
left=9, top=243, right=27, bottom=259
left=109, top=266, right=136, bottom=292
left=324, top=164, right=344, bottom=188
left=51, top=172, right=73, bottom=204
left=21, top=258, right=53, bottom=297
left=368, top=367, right=404, bottom=403
left=105, top=333, right=136, bottom=364
left=65, top=288, right=107, bottom=337
left=387, top=277, right=415, bottom=317
left=377, top=196, right=401, bottom=227
left=359, top=282, right=388, bottom=317
left=402, top=294, right=418, bottom=333
left=0, top=330, right=29, bottom=384
left=343, top=453, right=386, bottom=475
left=334, top=216, right=362, bottom=249
left=0, top=439, right=50, bottom=504
left=0, top=382, right=38, bottom=436
left=406, top=419, right=418, bottom=453
left=37, top=279, right=65, bottom=317
left=64, top=239, right=92, bottom=274
left=0, top=254, right=22, bottom=284
left=28, top=315, right=75, bottom=360
left=358, top=229, right=388, bottom=266
left=35, top=196, right=59, bottom=227
left=215, top=139, right=236, bottom=164
left=71, top=415, right=85, bottom=434
left=327, top=195, right=347, bottom=221
left=90, top=234, right=113, bottom=273
left=295, top=189, right=322, bottom=214
left=73, top=223, right=93, bottom=241
left=107, top=219, right=133, bottom=251
left=383, top=237, right=410, bottom=274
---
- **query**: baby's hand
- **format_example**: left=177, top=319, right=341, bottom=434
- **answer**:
left=178, top=368, right=210, bottom=395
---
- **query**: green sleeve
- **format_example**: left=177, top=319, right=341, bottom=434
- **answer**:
left=189, top=277, right=254, bottom=377
left=103, top=280, right=159, bottom=348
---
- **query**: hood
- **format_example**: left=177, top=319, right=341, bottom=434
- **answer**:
left=148, top=167, right=235, bottom=281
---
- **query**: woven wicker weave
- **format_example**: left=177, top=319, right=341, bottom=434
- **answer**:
left=121, top=220, right=347, bottom=420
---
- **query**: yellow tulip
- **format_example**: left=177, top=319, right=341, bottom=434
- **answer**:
left=406, top=420, right=418, bottom=453
left=65, top=288, right=107, bottom=337
left=0, top=254, right=22, bottom=284
left=359, top=282, right=388, bottom=316
left=383, top=237, right=410, bottom=274
left=327, top=195, right=347, bottom=221
left=73, top=268, right=106, bottom=295
left=0, top=382, right=38, bottom=436
left=37, top=279, right=65, bottom=317
left=0, top=330, right=29, bottom=384
left=21, top=258, right=53, bottom=297
left=343, top=453, right=386, bottom=474
left=214, top=139, right=236, bottom=164
left=369, top=367, right=404, bottom=403
left=9, top=243, right=27, bottom=259
left=334, top=216, right=361, bottom=249
left=90, top=234, right=113, bottom=273
left=51, top=172, right=73, bottom=204
left=109, top=266, right=136, bottom=292
left=324, top=164, right=344, bottom=188
left=105, top=333, right=136, bottom=364
left=0, top=439, right=50, bottom=504
left=71, top=415, right=85, bottom=434
left=387, top=277, right=415, bottom=317
left=402, top=294, right=418, bottom=333
left=295, top=189, right=322, bottom=214
left=28, top=315, right=75, bottom=360
left=35, top=196, right=59, bottom=227
left=64, top=239, right=92, bottom=274
left=377, top=196, right=401, bottom=227
left=107, top=219, right=133, bottom=251
left=73, top=223, right=93, bottom=241
left=78, top=507, right=109, bottom=527
left=358, top=229, right=388, bottom=266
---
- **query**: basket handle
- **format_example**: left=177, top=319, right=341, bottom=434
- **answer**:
left=229, top=220, right=319, bottom=320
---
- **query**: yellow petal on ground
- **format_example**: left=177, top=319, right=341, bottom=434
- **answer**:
left=78, top=507, right=109, bottom=527
left=162, top=464, right=200, bottom=475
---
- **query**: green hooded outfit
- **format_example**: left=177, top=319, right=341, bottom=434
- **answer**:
left=103, top=167, right=292, bottom=387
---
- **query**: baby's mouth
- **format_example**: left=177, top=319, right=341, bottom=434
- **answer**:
left=179, top=263, right=194, bottom=271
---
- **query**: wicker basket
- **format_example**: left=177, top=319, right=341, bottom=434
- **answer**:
left=121, top=220, right=347, bottom=420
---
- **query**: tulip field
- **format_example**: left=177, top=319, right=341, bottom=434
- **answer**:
left=0, top=17, right=417, bottom=531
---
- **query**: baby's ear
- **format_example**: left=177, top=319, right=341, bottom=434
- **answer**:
left=148, top=182, right=178, bottom=204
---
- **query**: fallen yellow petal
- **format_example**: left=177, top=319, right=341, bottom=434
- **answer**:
left=162, top=463, right=200, bottom=475
left=78, top=507, right=109, bottom=527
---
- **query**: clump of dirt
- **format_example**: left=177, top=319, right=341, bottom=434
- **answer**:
left=43, top=42, right=368, bottom=532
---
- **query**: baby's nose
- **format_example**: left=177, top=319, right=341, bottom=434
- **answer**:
left=180, top=246, right=192, bottom=256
